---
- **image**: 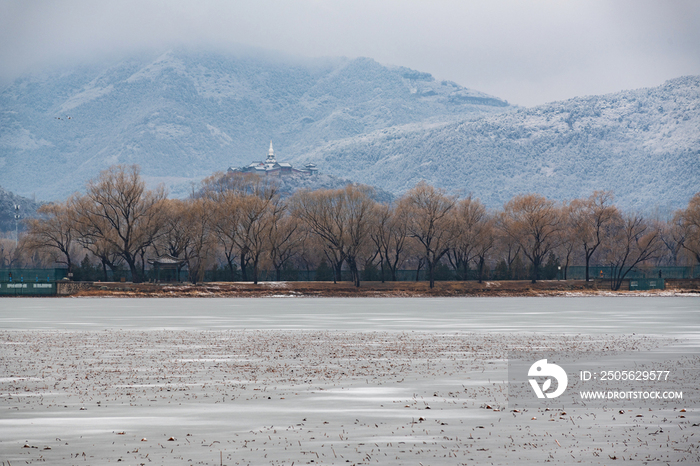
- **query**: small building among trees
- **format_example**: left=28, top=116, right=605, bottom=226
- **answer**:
left=148, top=254, right=186, bottom=282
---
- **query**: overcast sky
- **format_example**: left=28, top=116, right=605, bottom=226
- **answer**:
left=1, top=0, right=698, bottom=106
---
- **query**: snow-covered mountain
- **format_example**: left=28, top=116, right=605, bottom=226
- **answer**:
left=0, top=48, right=697, bottom=210
left=295, top=75, right=700, bottom=210
left=0, top=48, right=508, bottom=200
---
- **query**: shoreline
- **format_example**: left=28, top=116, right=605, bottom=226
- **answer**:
left=46, top=278, right=700, bottom=298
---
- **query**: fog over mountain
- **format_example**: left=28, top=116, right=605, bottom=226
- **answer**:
left=0, top=48, right=697, bottom=211
left=0, top=48, right=507, bottom=200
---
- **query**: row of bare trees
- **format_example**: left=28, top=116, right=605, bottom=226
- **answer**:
left=20, top=165, right=700, bottom=290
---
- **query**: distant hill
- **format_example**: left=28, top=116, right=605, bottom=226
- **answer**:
left=1, top=47, right=697, bottom=211
left=0, top=187, right=40, bottom=233
left=295, top=76, right=700, bottom=211
left=0, top=48, right=508, bottom=200
left=202, top=172, right=394, bottom=204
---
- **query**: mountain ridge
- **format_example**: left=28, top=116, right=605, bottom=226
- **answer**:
left=0, top=48, right=509, bottom=200
left=1, top=48, right=697, bottom=211
left=293, top=75, right=700, bottom=210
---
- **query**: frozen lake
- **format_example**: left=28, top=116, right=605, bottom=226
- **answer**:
left=1, top=297, right=699, bottom=465
left=1, top=296, right=699, bottom=338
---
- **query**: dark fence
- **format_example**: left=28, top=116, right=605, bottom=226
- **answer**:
left=202, top=269, right=433, bottom=282
left=0, top=268, right=67, bottom=296
left=1, top=265, right=698, bottom=287
left=0, top=268, right=68, bottom=282
left=564, top=265, right=700, bottom=280
left=629, top=278, right=665, bottom=290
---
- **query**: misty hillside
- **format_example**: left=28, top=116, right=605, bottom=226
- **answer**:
left=295, top=76, right=700, bottom=210
left=1, top=48, right=697, bottom=211
left=0, top=48, right=508, bottom=200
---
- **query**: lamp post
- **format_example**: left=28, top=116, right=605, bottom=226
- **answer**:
left=14, top=204, right=21, bottom=247
left=558, top=265, right=561, bottom=281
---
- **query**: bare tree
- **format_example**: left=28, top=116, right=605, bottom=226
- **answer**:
left=401, top=182, right=457, bottom=288
left=292, top=185, right=376, bottom=287
left=472, top=212, right=496, bottom=283
left=268, top=200, right=301, bottom=281
left=201, top=172, right=279, bottom=282
left=493, top=228, right=522, bottom=279
left=210, top=192, right=241, bottom=280
left=370, top=203, right=410, bottom=282
left=292, top=188, right=345, bottom=283
left=342, top=186, right=377, bottom=287
left=236, top=190, right=277, bottom=284
left=448, top=196, right=486, bottom=280
left=569, top=191, right=617, bottom=281
left=157, top=200, right=191, bottom=259
left=179, top=198, right=217, bottom=283
left=0, top=239, right=19, bottom=268
left=556, top=201, right=578, bottom=280
left=73, top=165, right=167, bottom=283
left=90, top=239, right=124, bottom=282
left=678, top=193, right=700, bottom=266
left=23, top=200, right=77, bottom=273
left=499, top=194, right=561, bottom=283
left=602, top=212, right=664, bottom=290
left=657, top=216, right=686, bottom=266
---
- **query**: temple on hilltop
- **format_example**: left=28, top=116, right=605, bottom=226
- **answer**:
left=228, top=141, right=319, bottom=176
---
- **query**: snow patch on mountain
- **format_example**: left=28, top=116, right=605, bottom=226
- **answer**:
left=0, top=127, right=53, bottom=150
left=59, top=84, right=114, bottom=112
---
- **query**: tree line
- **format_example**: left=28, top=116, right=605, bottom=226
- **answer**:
left=14, top=165, right=700, bottom=290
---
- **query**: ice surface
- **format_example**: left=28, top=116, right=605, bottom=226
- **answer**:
left=1, top=297, right=698, bottom=464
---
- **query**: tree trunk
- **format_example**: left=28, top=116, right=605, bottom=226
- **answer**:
left=125, top=256, right=140, bottom=283
left=252, top=258, right=259, bottom=285
left=107, top=261, right=119, bottom=281
left=388, top=255, right=399, bottom=282
left=531, top=256, right=541, bottom=284
left=611, top=266, right=623, bottom=291
left=225, top=252, right=236, bottom=281
left=139, top=249, right=147, bottom=282
left=428, top=260, right=435, bottom=289
left=240, top=254, right=248, bottom=282
left=333, top=261, right=343, bottom=284
left=349, top=259, right=360, bottom=287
